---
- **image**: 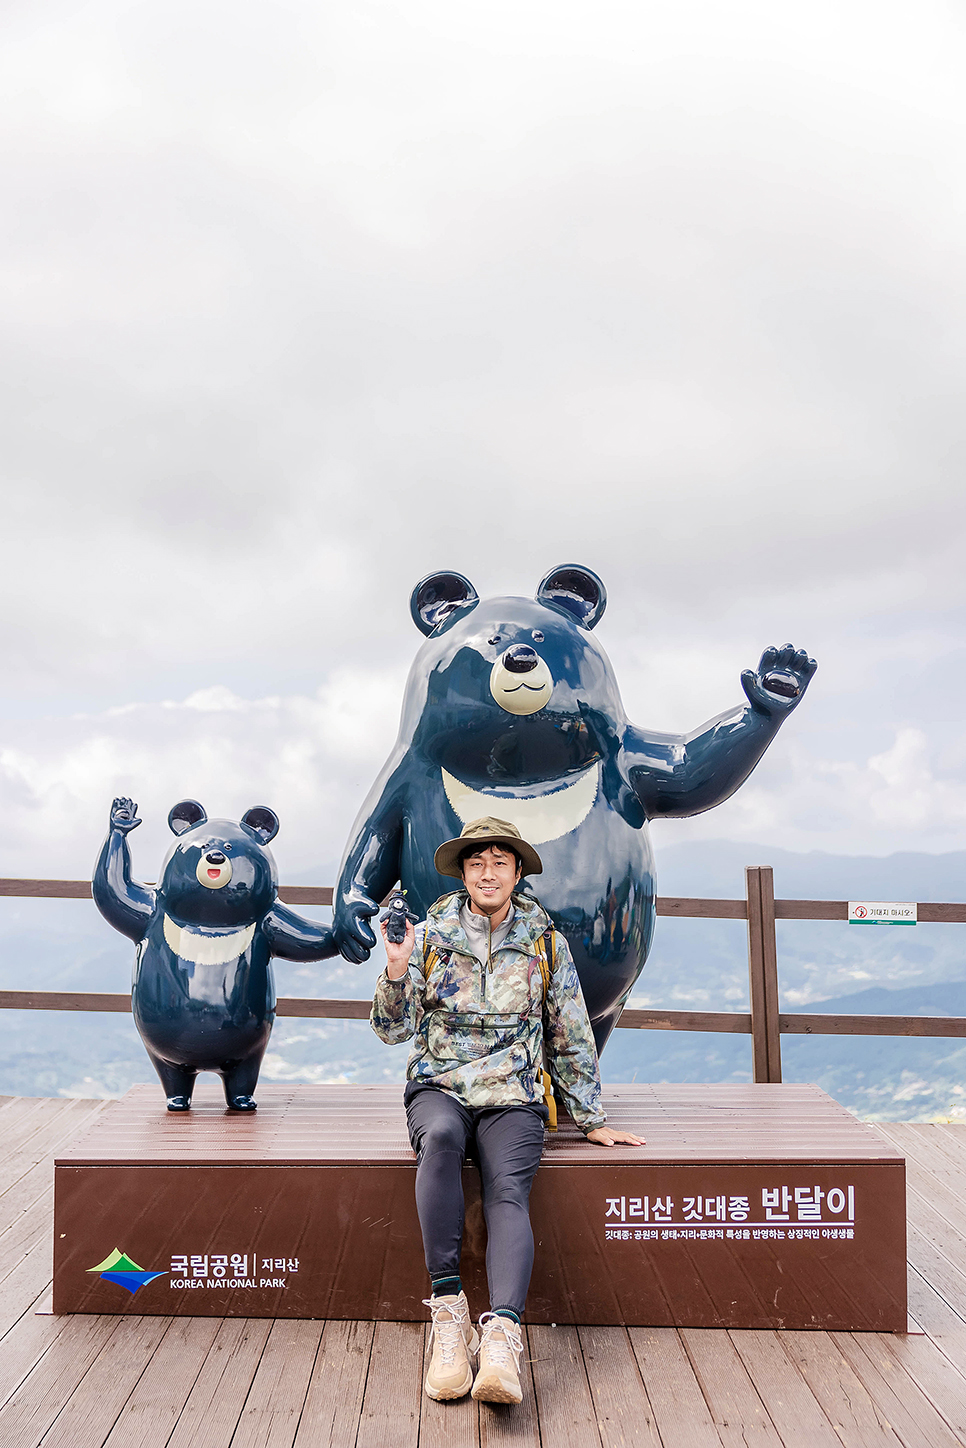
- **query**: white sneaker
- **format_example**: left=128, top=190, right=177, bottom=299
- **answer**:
left=471, top=1312, right=524, bottom=1404
left=423, top=1292, right=480, bottom=1401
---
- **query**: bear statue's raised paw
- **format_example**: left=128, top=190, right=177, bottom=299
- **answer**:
left=110, top=797, right=142, bottom=833
left=741, top=645, right=817, bottom=717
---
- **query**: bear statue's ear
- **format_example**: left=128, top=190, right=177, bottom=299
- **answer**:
left=410, top=572, right=479, bottom=636
left=535, top=564, right=607, bottom=629
left=242, top=806, right=280, bottom=844
left=168, top=800, right=207, bottom=835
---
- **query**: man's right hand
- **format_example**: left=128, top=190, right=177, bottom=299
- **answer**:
left=381, top=917, right=416, bottom=979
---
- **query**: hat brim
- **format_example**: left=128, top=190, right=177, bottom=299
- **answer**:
left=434, top=832, right=543, bottom=880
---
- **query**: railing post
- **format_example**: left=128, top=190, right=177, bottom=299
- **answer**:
left=745, top=866, right=782, bottom=1083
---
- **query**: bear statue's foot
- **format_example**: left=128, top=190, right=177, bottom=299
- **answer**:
left=227, top=1095, right=257, bottom=1112
left=166, top=1095, right=192, bottom=1112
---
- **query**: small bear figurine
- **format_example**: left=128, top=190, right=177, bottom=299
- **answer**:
left=94, top=796, right=337, bottom=1111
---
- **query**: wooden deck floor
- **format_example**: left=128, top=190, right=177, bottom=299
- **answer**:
left=3, top=1097, right=966, bottom=1447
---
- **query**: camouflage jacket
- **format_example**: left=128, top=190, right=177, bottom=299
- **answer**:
left=370, top=890, right=606, bottom=1133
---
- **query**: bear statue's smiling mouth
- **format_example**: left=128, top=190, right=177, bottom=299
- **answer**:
left=489, top=653, right=554, bottom=715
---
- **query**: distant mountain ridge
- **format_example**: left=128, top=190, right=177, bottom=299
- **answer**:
left=787, top=981, right=966, bottom=1016
left=655, top=838, right=966, bottom=902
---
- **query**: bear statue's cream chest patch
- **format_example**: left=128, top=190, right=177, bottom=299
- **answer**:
left=441, top=762, right=599, bottom=846
left=163, top=915, right=256, bottom=967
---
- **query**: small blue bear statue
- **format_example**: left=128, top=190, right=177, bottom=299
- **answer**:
left=94, top=796, right=337, bottom=1111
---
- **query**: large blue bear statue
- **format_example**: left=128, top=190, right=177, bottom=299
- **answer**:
left=94, top=797, right=337, bottom=1110
left=333, top=565, right=816, bottom=1051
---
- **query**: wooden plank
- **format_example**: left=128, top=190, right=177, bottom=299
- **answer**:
left=0, top=1098, right=70, bottom=1157
left=276, top=887, right=333, bottom=906
left=0, top=880, right=959, bottom=919
left=102, top=1317, right=222, bottom=1447
left=0, top=1100, right=42, bottom=1143
left=680, top=1327, right=782, bottom=1446
left=772, top=902, right=966, bottom=923
left=905, top=1216, right=966, bottom=1322
left=0, top=878, right=93, bottom=898
left=910, top=1125, right=966, bottom=1175
left=478, top=1325, right=540, bottom=1448
left=5, top=1314, right=167, bottom=1448
left=0, top=993, right=367, bottom=1021
left=0, top=991, right=132, bottom=1013
left=745, top=867, right=782, bottom=1084
left=728, top=1330, right=842, bottom=1447
left=577, top=1324, right=661, bottom=1447
left=293, top=1319, right=375, bottom=1448
left=0, top=1231, right=56, bottom=1338
left=528, top=1324, right=601, bottom=1448
left=0, top=1100, right=107, bottom=1211
left=0, top=1287, right=74, bottom=1411
left=276, top=998, right=370, bottom=1020
left=919, top=904, right=966, bottom=923
left=905, top=1265, right=966, bottom=1381
left=0, top=879, right=333, bottom=905
left=656, top=898, right=747, bottom=919
left=5, top=995, right=966, bottom=1040
left=167, top=1318, right=272, bottom=1448
left=782, top=1015, right=966, bottom=1037
left=230, top=1318, right=324, bottom=1448
left=0, top=1313, right=123, bottom=1444
left=628, top=1328, right=722, bottom=1448
left=356, top=1320, right=423, bottom=1448
left=616, top=1008, right=752, bottom=1034
left=830, top=1331, right=964, bottom=1448
left=875, top=1125, right=966, bottom=1238
left=0, top=992, right=758, bottom=1031
left=0, top=1197, right=51, bottom=1288
left=0, top=1149, right=74, bottom=1241
left=889, top=1124, right=966, bottom=1199
left=776, top=1330, right=903, bottom=1446
left=774, top=900, right=849, bottom=920
left=418, top=1323, right=479, bottom=1448
left=853, top=1315, right=966, bottom=1445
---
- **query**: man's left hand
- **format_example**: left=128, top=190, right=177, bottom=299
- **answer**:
left=585, top=1127, right=645, bottom=1147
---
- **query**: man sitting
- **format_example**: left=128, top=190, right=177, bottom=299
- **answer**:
left=370, top=816, right=643, bottom=1405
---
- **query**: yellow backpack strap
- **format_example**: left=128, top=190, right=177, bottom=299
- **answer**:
left=419, top=943, right=439, bottom=978
left=536, top=926, right=557, bottom=1131
left=535, top=926, right=554, bottom=1000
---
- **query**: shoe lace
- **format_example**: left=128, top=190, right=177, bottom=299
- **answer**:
left=478, top=1312, right=523, bottom=1368
left=423, top=1296, right=469, bottom=1366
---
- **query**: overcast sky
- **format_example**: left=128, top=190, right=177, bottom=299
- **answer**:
left=1, top=0, right=965, bottom=881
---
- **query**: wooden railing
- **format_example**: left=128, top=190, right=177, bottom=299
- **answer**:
left=2, top=866, right=965, bottom=1083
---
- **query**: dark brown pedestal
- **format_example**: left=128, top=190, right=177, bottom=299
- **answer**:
left=53, top=1083, right=906, bottom=1330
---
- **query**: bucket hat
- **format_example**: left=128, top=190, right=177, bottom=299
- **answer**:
left=433, top=816, right=543, bottom=880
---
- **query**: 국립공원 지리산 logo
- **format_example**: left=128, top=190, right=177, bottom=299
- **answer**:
left=87, top=1248, right=167, bottom=1295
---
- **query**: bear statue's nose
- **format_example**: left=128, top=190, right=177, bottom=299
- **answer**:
left=205, top=851, right=226, bottom=865
left=502, top=645, right=539, bottom=674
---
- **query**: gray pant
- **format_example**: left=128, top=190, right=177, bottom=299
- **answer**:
left=405, top=1084, right=547, bottom=1316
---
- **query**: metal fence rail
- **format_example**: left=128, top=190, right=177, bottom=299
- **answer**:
left=2, top=866, right=964, bottom=1082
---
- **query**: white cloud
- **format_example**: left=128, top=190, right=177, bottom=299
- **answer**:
left=0, top=0, right=965, bottom=866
